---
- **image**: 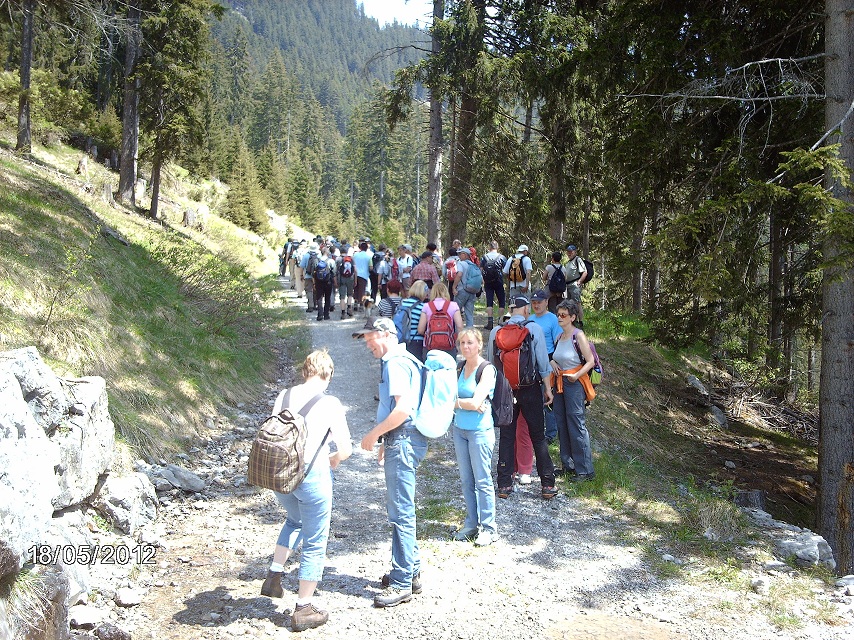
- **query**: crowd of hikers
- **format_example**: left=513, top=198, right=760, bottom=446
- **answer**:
left=265, top=234, right=601, bottom=630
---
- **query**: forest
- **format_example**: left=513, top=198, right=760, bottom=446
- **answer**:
left=0, top=1, right=851, bottom=573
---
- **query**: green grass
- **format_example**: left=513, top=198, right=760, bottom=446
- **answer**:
left=0, top=140, right=290, bottom=460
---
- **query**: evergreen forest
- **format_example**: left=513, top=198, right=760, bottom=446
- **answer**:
left=0, top=0, right=852, bottom=573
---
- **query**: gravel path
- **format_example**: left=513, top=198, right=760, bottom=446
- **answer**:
left=120, top=281, right=853, bottom=640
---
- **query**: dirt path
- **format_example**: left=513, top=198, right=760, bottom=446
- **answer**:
left=120, top=279, right=848, bottom=640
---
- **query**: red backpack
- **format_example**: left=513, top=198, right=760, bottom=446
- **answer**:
left=494, top=320, right=539, bottom=389
left=445, top=257, right=458, bottom=282
left=424, top=300, right=456, bottom=351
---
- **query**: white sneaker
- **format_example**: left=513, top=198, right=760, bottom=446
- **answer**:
left=518, top=474, right=531, bottom=485
left=474, top=530, right=497, bottom=546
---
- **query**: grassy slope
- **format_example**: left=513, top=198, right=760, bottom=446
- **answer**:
left=0, top=132, right=309, bottom=460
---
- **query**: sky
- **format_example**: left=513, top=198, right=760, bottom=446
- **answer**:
left=359, top=0, right=434, bottom=27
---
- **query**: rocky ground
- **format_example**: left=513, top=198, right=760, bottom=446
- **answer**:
left=81, top=279, right=854, bottom=640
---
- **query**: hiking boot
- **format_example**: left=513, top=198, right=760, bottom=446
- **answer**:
left=374, top=587, right=412, bottom=608
left=291, top=603, right=328, bottom=632
left=341, top=310, right=346, bottom=319
left=380, top=571, right=422, bottom=594
left=260, top=570, right=283, bottom=598
left=571, top=472, right=596, bottom=483
left=483, top=319, right=493, bottom=330
left=497, top=486, right=513, bottom=499
left=541, top=485, right=559, bottom=500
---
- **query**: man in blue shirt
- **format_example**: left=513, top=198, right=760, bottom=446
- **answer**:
left=299, top=243, right=318, bottom=313
left=354, top=317, right=426, bottom=608
left=353, top=241, right=374, bottom=312
left=530, top=289, right=562, bottom=442
left=487, top=296, right=557, bottom=500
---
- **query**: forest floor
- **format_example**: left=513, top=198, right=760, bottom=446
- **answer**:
left=117, top=276, right=851, bottom=640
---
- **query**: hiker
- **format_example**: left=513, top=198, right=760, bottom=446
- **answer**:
left=487, top=296, right=557, bottom=500
left=354, top=317, right=428, bottom=608
left=293, top=240, right=307, bottom=299
left=530, top=289, right=563, bottom=442
left=543, top=251, right=567, bottom=314
left=372, top=244, right=388, bottom=301
left=410, top=250, right=440, bottom=290
left=300, top=243, right=319, bottom=313
left=452, top=247, right=481, bottom=328
left=260, top=349, right=352, bottom=632
left=504, top=244, right=534, bottom=298
left=377, top=279, right=403, bottom=317
left=418, top=282, right=463, bottom=359
left=481, top=241, right=507, bottom=330
left=397, top=280, right=429, bottom=361
left=551, top=300, right=596, bottom=482
left=564, top=244, right=588, bottom=318
left=395, top=244, right=414, bottom=296
left=353, top=241, right=373, bottom=312
left=313, top=245, right=336, bottom=321
left=452, top=328, right=498, bottom=547
left=336, top=249, right=356, bottom=319
left=443, top=248, right=459, bottom=301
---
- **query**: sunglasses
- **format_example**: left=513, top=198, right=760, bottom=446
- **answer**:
left=557, top=313, right=572, bottom=319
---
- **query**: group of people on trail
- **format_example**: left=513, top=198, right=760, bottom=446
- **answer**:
left=266, top=235, right=597, bottom=632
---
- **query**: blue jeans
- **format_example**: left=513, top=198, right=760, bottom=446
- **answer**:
left=455, top=290, right=476, bottom=327
left=274, top=463, right=333, bottom=582
left=383, top=427, right=428, bottom=590
left=554, top=380, right=594, bottom=475
left=452, top=426, right=496, bottom=534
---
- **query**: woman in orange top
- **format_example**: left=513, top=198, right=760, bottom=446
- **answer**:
left=549, top=300, right=596, bottom=481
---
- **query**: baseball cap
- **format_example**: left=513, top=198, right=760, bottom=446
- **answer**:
left=352, top=316, right=396, bottom=338
left=517, top=244, right=528, bottom=252
left=566, top=244, right=577, bottom=251
left=531, top=289, right=549, bottom=301
left=404, top=243, right=413, bottom=251
left=510, top=296, right=530, bottom=309
left=457, top=247, right=471, bottom=255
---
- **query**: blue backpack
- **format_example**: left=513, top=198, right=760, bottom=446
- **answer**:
left=462, top=261, right=483, bottom=294
left=393, top=299, right=416, bottom=345
left=399, top=349, right=458, bottom=438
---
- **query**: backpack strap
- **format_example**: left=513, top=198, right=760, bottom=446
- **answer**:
left=570, top=327, right=587, bottom=364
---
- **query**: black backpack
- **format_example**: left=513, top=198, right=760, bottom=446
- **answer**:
left=481, top=255, right=505, bottom=285
left=459, top=361, right=514, bottom=428
left=548, top=265, right=567, bottom=293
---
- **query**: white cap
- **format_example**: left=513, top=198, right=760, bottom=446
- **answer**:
left=517, top=244, right=528, bottom=252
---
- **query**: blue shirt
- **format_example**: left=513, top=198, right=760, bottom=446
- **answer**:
left=300, top=251, right=316, bottom=279
left=487, top=314, right=552, bottom=381
left=353, top=250, right=373, bottom=279
left=455, top=364, right=496, bottom=431
left=378, top=344, right=421, bottom=425
left=531, top=312, right=562, bottom=354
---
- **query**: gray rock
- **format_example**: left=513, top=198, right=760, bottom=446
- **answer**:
left=836, top=575, right=854, bottom=587
left=724, top=460, right=736, bottom=470
left=0, top=365, right=61, bottom=568
left=710, top=405, right=728, bottom=428
left=162, top=463, right=206, bottom=492
left=734, top=489, right=767, bottom=510
left=0, top=346, right=71, bottom=431
left=686, top=374, right=708, bottom=396
left=114, top=587, right=144, bottom=607
left=776, top=532, right=836, bottom=570
left=92, top=472, right=158, bottom=535
left=69, top=604, right=104, bottom=629
left=51, top=376, right=115, bottom=509
left=94, top=622, right=132, bottom=640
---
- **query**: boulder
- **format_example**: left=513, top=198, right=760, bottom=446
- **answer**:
left=0, top=347, right=71, bottom=431
left=91, top=473, right=157, bottom=535
left=51, top=377, right=115, bottom=509
left=0, top=365, right=61, bottom=568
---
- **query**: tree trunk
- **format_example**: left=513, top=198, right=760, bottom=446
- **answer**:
left=631, top=215, right=645, bottom=312
left=118, top=0, right=141, bottom=205
left=647, top=202, right=661, bottom=313
left=149, top=147, right=163, bottom=221
left=767, top=205, right=785, bottom=371
left=548, top=117, right=566, bottom=241
left=446, top=91, right=476, bottom=245
left=15, top=0, right=35, bottom=153
left=96, top=1, right=117, bottom=112
left=818, top=0, right=854, bottom=575
left=426, top=0, right=444, bottom=248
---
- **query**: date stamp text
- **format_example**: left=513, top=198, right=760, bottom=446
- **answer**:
left=27, top=544, right=157, bottom=566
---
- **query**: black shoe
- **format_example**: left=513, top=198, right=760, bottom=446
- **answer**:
left=541, top=485, right=559, bottom=500
left=380, top=571, right=422, bottom=594
left=374, top=587, right=412, bottom=608
left=260, top=570, right=283, bottom=598
left=305, top=307, right=314, bottom=313
left=324, top=315, right=330, bottom=320
left=572, top=472, right=595, bottom=483
left=555, top=468, right=576, bottom=477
